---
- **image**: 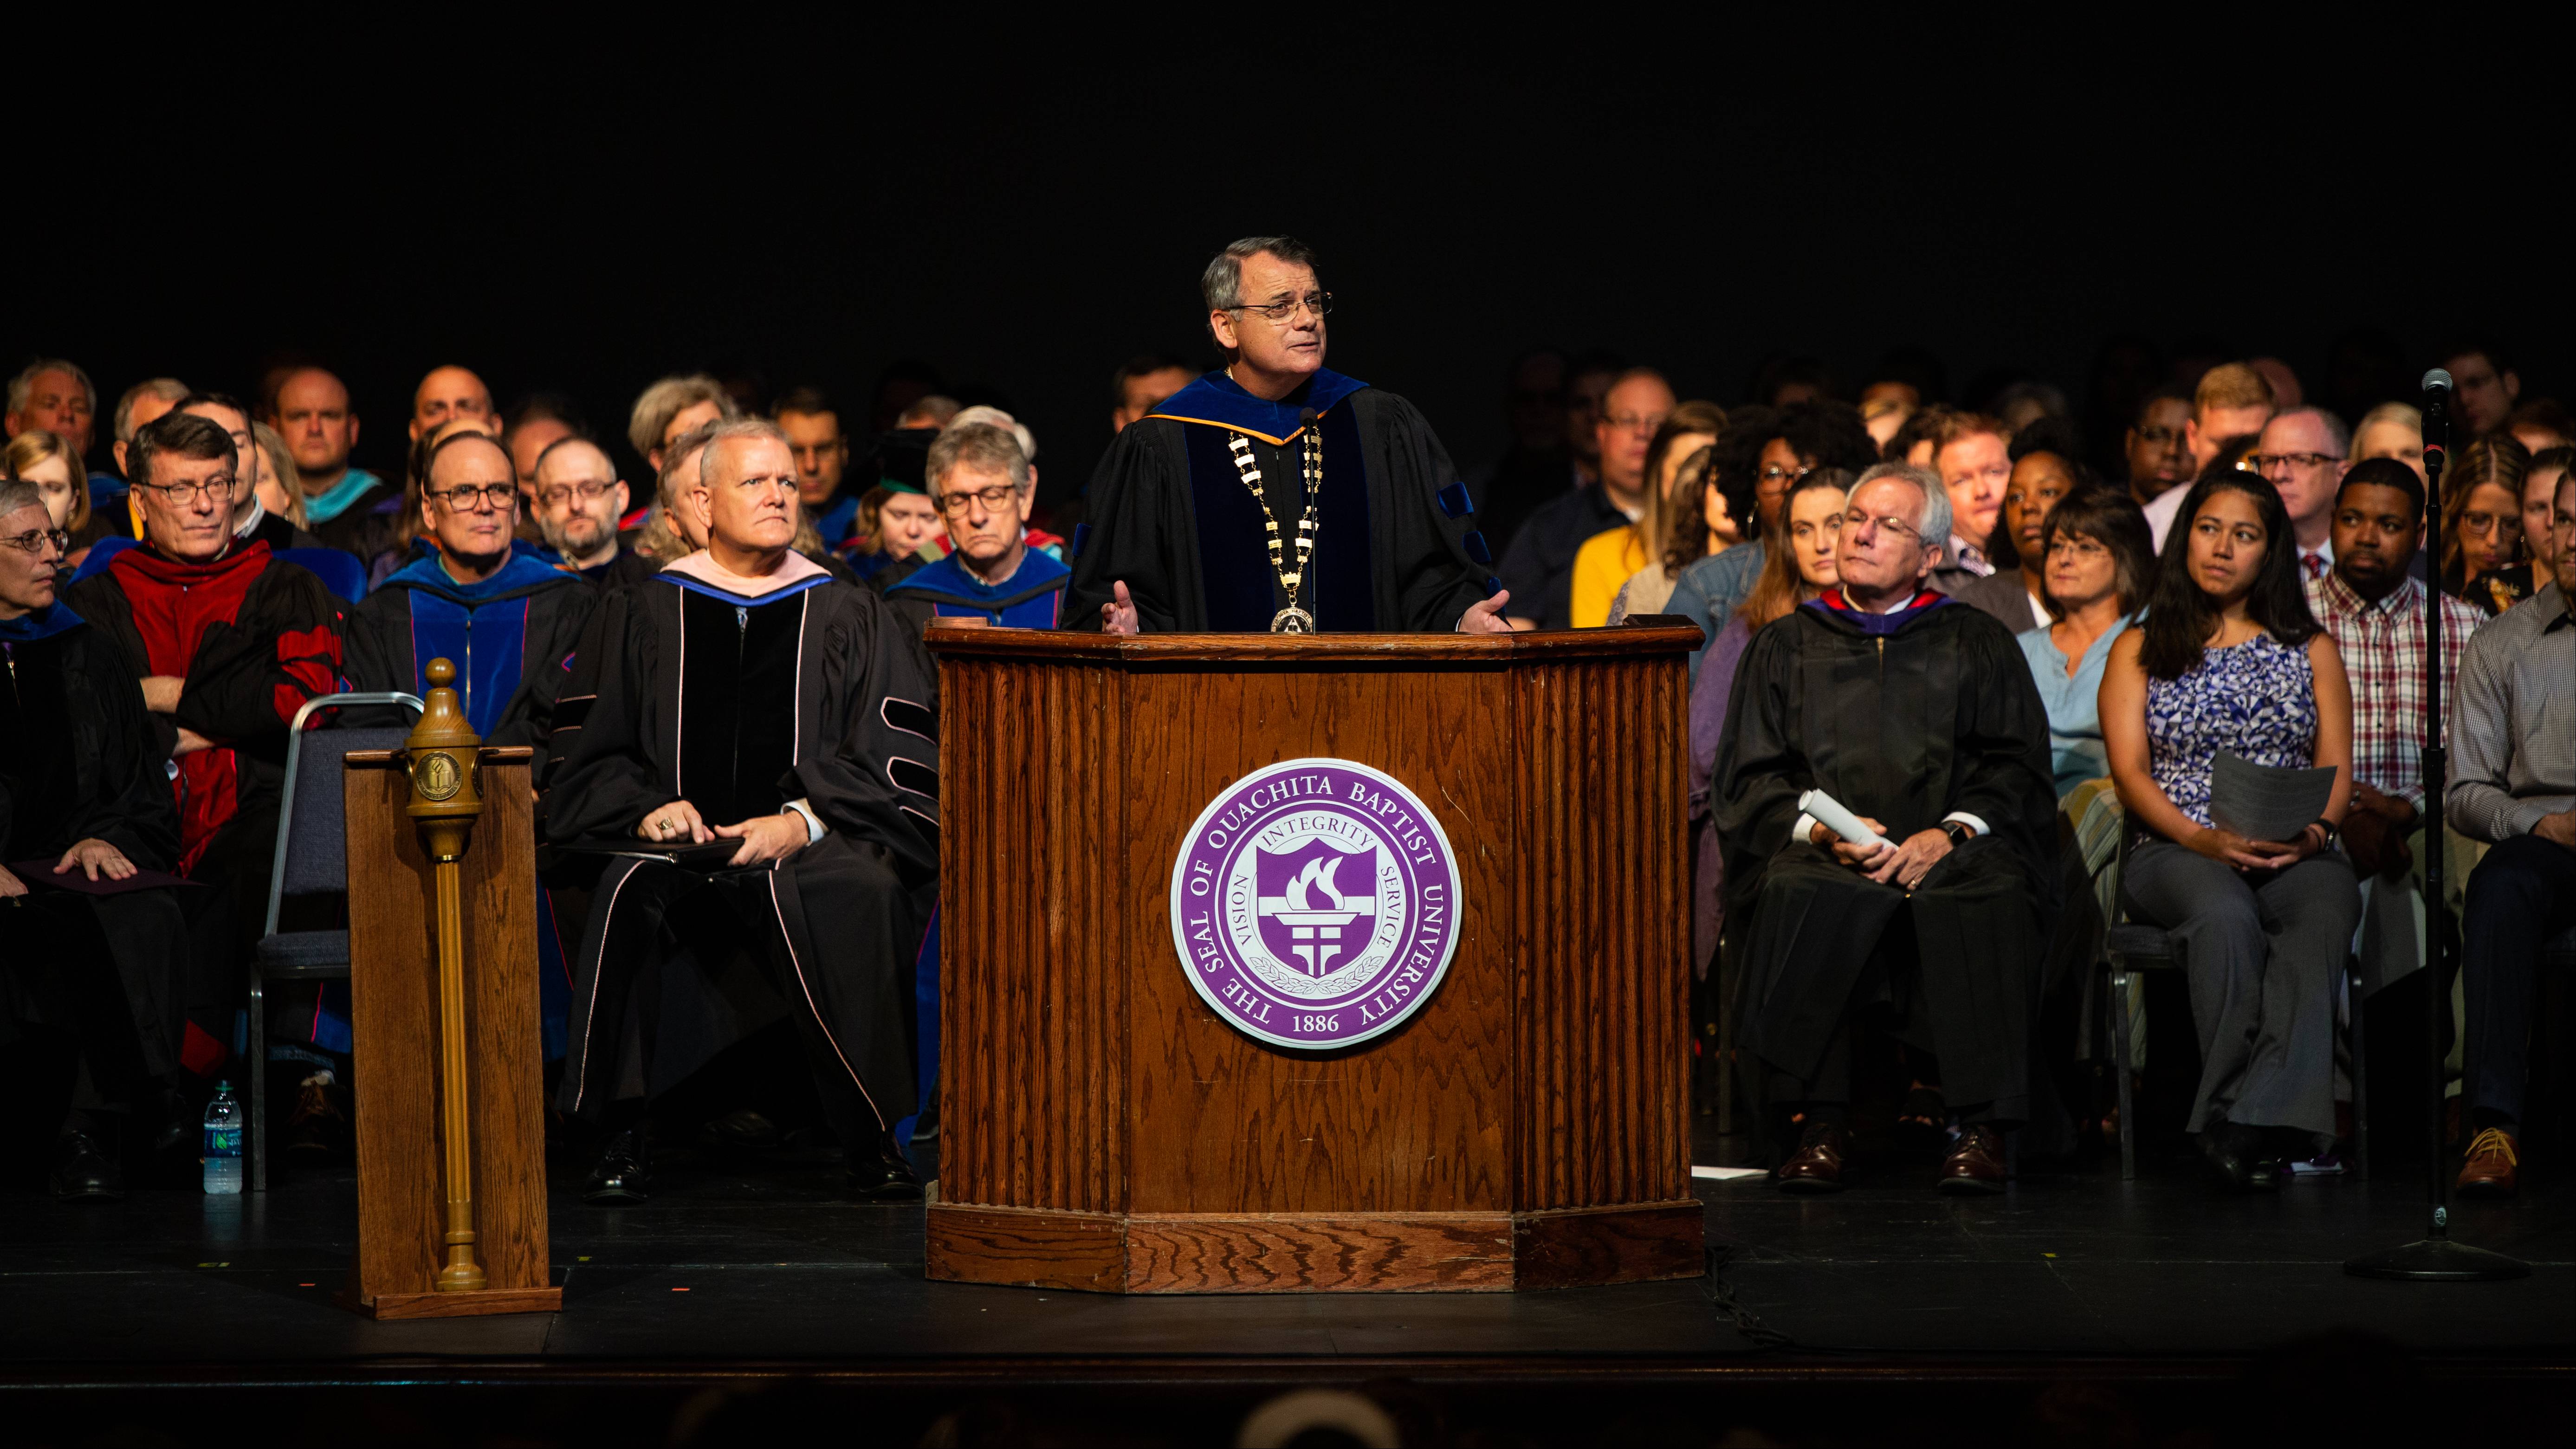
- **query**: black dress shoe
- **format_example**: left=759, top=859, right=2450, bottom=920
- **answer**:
left=2201, top=1120, right=2278, bottom=1193
left=846, top=1138, right=924, bottom=1202
left=52, top=1130, right=124, bottom=1202
left=582, top=1126, right=652, bottom=1204
left=1775, top=1120, right=1850, bottom=1195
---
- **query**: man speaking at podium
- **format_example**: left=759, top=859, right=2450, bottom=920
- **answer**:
left=1068, top=235, right=1515, bottom=634
left=1713, top=463, right=2057, bottom=1196
left=543, top=420, right=940, bottom=1203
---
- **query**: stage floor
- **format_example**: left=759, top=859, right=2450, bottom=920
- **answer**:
left=4, top=1128, right=2569, bottom=1368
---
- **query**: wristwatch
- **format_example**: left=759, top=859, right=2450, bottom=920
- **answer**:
left=2309, top=818, right=2339, bottom=848
left=1941, top=820, right=1975, bottom=847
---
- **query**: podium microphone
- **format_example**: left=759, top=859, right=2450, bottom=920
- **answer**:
left=2420, top=368, right=2453, bottom=478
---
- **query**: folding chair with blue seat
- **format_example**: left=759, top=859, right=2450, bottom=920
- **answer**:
left=2102, top=827, right=2372, bottom=1182
left=249, top=692, right=421, bottom=1190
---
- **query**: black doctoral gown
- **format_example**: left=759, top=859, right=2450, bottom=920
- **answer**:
left=339, top=551, right=596, bottom=775
left=1712, top=594, right=2059, bottom=1119
left=0, top=606, right=193, bottom=1088
left=1063, top=368, right=1495, bottom=632
left=540, top=566, right=941, bottom=1140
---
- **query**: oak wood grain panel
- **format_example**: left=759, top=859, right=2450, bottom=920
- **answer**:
left=1509, top=657, right=1692, bottom=1211
left=926, top=1204, right=1127, bottom=1293
left=936, top=656, right=1126, bottom=1213
left=345, top=757, right=552, bottom=1311
left=1124, top=1212, right=1515, bottom=1293
left=1124, top=662, right=1514, bottom=1216
left=1512, top=1200, right=1705, bottom=1290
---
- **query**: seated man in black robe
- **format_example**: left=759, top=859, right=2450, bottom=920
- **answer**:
left=542, top=419, right=939, bottom=1203
left=0, top=481, right=194, bottom=1200
left=1069, top=234, right=1514, bottom=635
left=1713, top=462, right=2058, bottom=1195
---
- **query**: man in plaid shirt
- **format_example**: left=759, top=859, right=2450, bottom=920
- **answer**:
left=2304, top=459, right=2485, bottom=886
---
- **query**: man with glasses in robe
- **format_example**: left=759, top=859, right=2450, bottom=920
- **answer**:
left=531, top=435, right=658, bottom=589
left=63, top=412, right=344, bottom=1080
left=884, top=423, right=1071, bottom=628
left=1712, top=463, right=2057, bottom=1196
left=1068, top=234, right=1510, bottom=635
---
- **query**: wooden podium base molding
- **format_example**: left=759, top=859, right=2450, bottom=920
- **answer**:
left=341, top=1284, right=565, bottom=1320
left=928, top=1201, right=1704, bottom=1294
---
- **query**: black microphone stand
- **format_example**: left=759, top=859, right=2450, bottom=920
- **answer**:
left=2345, top=372, right=2529, bottom=1281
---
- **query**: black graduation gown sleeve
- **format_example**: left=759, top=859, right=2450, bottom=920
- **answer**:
left=1710, top=613, right=1816, bottom=910
left=61, top=628, right=182, bottom=871
left=537, top=583, right=678, bottom=842
left=795, top=584, right=941, bottom=882
left=1348, top=390, right=1492, bottom=633
left=337, top=584, right=411, bottom=703
left=170, top=561, right=345, bottom=747
left=1061, top=419, right=1201, bottom=633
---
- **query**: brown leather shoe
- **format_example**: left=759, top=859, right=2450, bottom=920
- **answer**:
left=2455, top=1127, right=2520, bottom=1198
left=1938, top=1124, right=2008, bottom=1195
left=1776, top=1121, right=1850, bottom=1194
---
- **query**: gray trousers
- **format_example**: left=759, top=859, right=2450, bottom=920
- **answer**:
left=2122, top=841, right=2359, bottom=1138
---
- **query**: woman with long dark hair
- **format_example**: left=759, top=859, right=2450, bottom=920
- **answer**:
left=2098, top=470, right=2360, bottom=1191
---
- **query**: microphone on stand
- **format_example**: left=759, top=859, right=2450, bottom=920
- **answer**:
left=2420, top=368, right=2453, bottom=479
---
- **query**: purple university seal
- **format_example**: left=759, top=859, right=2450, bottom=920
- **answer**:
left=1168, top=757, right=1464, bottom=1050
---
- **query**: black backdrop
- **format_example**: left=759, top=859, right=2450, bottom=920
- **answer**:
left=16, top=27, right=2568, bottom=518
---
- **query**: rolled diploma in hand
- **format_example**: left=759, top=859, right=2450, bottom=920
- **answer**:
left=1798, top=789, right=1894, bottom=851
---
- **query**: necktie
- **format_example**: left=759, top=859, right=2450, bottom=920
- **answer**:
left=2303, top=552, right=2326, bottom=579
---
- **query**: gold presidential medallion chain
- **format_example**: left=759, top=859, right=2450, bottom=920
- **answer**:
left=1227, top=428, right=1324, bottom=634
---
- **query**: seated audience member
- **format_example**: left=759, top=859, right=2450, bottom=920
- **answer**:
left=884, top=424, right=1070, bottom=629
left=845, top=483, right=945, bottom=588
left=6, top=429, right=103, bottom=564
left=270, top=367, right=397, bottom=559
left=411, top=365, right=496, bottom=443
left=1573, top=401, right=1723, bottom=626
left=369, top=414, right=503, bottom=588
left=1952, top=420, right=2088, bottom=630
left=0, top=480, right=195, bottom=1200
left=2123, top=385, right=2194, bottom=504
left=1884, top=402, right=1957, bottom=470
left=1712, top=463, right=2057, bottom=1195
left=249, top=423, right=307, bottom=538
left=1615, top=441, right=1737, bottom=623
left=776, top=387, right=858, bottom=546
left=2505, top=399, right=2572, bottom=458
left=1686, top=468, right=1849, bottom=978
left=1458, top=349, right=1573, bottom=554
left=532, top=436, right=656, bottom=589
left=1929, top=412, right=2014, bottom=581
left=111, top=377, right=191, bottom=479
left=2442, top=341, right=2518, bottom=437
left=501, top=395, right=581, bottom=544
left=2143, top=362, right=2278, bottom=548
left=2017, top=489, right=2155, bottom=796
left=543, top=420, right=939, bottom=1204
left=2441, top=436, right=2535, bottom=615
left=2449, top=466, right=2576, bottom=1199
left=2304, top=460, right=2485, bottom=1000
left=2250, top=407, right=2350, bottom=582
left=2527, top=446, right=2570, bottom=574
left=61, top=412, right=344, bottom=1075
left=1497, top=368, right=1675, bottom=629
left=179, top=394, right=322, bottom=555
left=942, top=406, right=1067, bottom=562
left=1111, top=354, right=1198, bottom=435
left=1857, top=376, right=1918, bottom=451
left=628, top=374, right=738, bottom=478
left=1666, top=400, right=1879, bottom=677
left=2098, top=472, right=2359, bottom=1191
left=634, top=427, right=717, bottom=563
left=2350, top=401, right=2426, bottom=483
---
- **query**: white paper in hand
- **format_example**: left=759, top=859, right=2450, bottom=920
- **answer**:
left=1798, top=789, right=1894, bottom=850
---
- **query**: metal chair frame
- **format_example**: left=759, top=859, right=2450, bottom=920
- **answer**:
left=249, top=692, right=421, bottom=1191
left=2102, top=825, right=2371, bottom=1183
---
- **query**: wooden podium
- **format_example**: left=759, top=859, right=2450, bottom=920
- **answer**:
left=338, top=743, right=560, bottom=1319
left=924, top=624, right=1704, bottom=1293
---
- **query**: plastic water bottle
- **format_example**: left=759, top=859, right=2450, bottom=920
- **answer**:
left=203, top=1083, right=244, bottom=1194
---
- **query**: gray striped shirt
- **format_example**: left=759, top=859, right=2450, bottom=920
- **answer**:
left=2447, top=581, right=2576, bottom=842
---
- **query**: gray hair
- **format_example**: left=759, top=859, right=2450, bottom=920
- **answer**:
left=945, top=404, right=1037, bottom=464
left=114, top=377, right=190, bottom=443
left=7, top=358, right=94, bottom=418
left=1850, top=461, right=1952, bottom=554
left=926, top=422, right=1031, bottom=496
left=696, top=417, right=794, bottom=489
left=628, top=374, right=738, bottom=459
left=0, top=479, right=45, bottom=521
left=2269, top=404, right=2353, bottom=458
left=1201, top=235, right=1320, bottom=312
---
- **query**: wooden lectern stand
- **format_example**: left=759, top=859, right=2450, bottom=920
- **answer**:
left=925, top=625, right=1704, bottom=1293
left=337, top=744, right=560, bottom=1319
